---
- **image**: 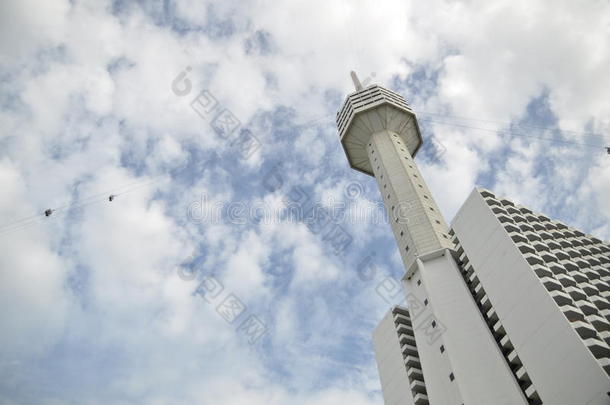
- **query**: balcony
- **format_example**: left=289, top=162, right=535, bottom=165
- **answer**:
left=492, top=205, right=508, bottom=215
left=574, top=258, right=590, bottom=269
left=580, top=282, right=599, bottom=297
left=500, top=335, right=514, bottom=351
left=547, top=262, right=567, bottom=275
left=487, top=308, right=499, bottom=323
left=569, top=270, right=588, bottom=283
left=559, top=304, right=585, bottom=322
left=592, top=279, right=608, bottom=292
left=518, top=205, right=533, bottom=215
left=510, top=231, right=529, bottom=244
left=393, top=306, right=411, bottom=318
left=583, top=337, right=610, bottom=359
left=586, top=314, right=610, bottom=332
left=582, top=269, right=600, bottom=281
left=531, top=263, right=553, bottom=278
left=575, top=300, right=599, bottom=316
left=473, top=283, right=485, bottom=299
left=599, top=330, right=610, bottom=343
left=507, top=350, right=522, bottom=366
left=512, top=213, right=527, bottom=224
left=539, top=276, right=562, bottom=291
left=410, top=379, right=427, bottom=395
left=524, top=385, right=542, bottom=404
left=402, top=343, right=418, bottom=357
left=532, top=241, right=550, bottom=252
left=484, top=196, right=502, bottom=207
left=407, top=366, right=424, bottom=382
left=538, top=230, right=554, bottom=240
left=493, top=320, right=506, bottom=335
left=480, top=294, right=492, bottom=310
left=523, top=230, right=541, bottom=242
left=400, top=334, right=416, bottom=347
left=523, top=253, right=545, bottom=266
left=586, top=257, right=601, bottom=267
left=504, top=223, right=520, bottom=233
left=544, top=222, right=557, bottom=231
left=519, top=223, right=536, bottom=233
left=572, top=320, right=598, bottom=339
left=591, top=296, right=610, bottom=311
left=564, top=286, right=586, bottom=301
left=395, top=314, right=412, bottom=327
left=397, top=323, right=414, bottom=336
left=549, top=290, right=573, bottom=306
left=560, top=259, right=579, bottom=272
left=404, top=354, right=421, bottom=368
left=413, top=392, right=429, bottom=405
left=515, top=366, right=531, bottom=383
left=555, top=273, right=577, bottom=288
left=517, top=242, right=536, bottom=255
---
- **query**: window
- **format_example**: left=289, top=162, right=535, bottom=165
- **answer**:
left=449, top=372, right=454, bottom=381
left=423, top=195, right=429, bottom=199
left=391, top=206, right=395, bottom=210
left=429, top=207, right=434, bottom=212
left=435, top=220, right=441, bottom=225
left=413, top=174, right=418, bottom=178
left=440, top=345, right=445, bottom=353
left=431, top=320, right=437, bottom=328
left=424, top=299, right=428, bottom=306
left=417, top=279, right=421, bottom=286
left=387, top=194, right=390, bottom=199
left=443, top=234, right=449, bottom=239
left=384, top=184, right=386, bottom=188
left=405, top=245, right=410, bottom=252
left=418, top=184, right=423, bottom=188
left=400, top=231, right=404, bottom=237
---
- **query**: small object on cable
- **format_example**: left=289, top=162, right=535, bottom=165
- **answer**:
left=108, top=194, right=116, bottom=202
left=44, top=209, right=53, bottom=217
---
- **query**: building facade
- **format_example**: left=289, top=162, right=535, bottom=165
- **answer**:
left=336, top=76, right=610, bottom=405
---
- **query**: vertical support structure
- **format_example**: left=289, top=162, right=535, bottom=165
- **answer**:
left=337, top=75, right=528, bottom=405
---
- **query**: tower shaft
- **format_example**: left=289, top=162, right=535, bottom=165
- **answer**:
left=366, top=130, right=453, bottom=275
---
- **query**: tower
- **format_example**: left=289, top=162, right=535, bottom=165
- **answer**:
left=337, top=74, right=529, bottom=404
left=337, top=72, right=453, bottom=276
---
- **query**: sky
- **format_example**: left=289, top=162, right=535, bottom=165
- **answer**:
left=0, top=0, right=609, bottom=403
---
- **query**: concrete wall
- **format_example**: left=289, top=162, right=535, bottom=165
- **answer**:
left=451, top=188, right=610, bottom=405
left=404, top=251, right=527, bottom=405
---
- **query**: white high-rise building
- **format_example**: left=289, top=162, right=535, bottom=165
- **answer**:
left=336, top=74, right=610, bottom=405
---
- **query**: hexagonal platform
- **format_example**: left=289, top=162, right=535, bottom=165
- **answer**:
left=336, top=85, right=423, bottom=176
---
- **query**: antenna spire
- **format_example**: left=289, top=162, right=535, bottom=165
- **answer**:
left=350, top=71, right=363, bottom=91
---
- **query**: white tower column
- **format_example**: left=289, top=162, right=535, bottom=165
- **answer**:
left=337, top=74, right=528, bottom=405
left=366, top=129, right=453, bottom=275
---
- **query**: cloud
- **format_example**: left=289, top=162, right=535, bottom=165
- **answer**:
left=0, top=0, right=608, bottom=402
